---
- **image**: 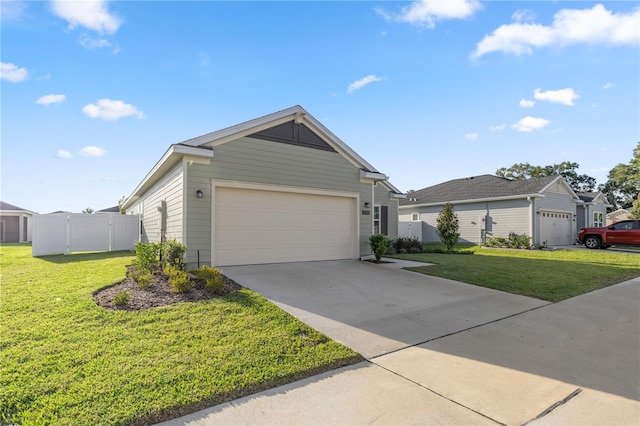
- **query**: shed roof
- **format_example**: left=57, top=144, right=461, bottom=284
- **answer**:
left=400, top=174, right=570, bottom=206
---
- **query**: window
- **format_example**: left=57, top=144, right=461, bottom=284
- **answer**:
left=374, top=205, right=381, bottom=234
left=411, top=212, right=419, bottom=222
left=593, top=212, right=603, bottom=227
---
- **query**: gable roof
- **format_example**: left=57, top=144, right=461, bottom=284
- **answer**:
left=577, top=191, right=609, bottom=205
left=123, top=106, right=401, bottom=209
left=400, top=174, right=579, bottom=207
left=0, top=201, right=34, bottom=213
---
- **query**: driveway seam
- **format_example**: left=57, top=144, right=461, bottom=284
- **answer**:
left=369, top=301, right=553, bottom=361
left=371, top=361, right=506, bottom=426
left=522, top=388, right=583, bottom=425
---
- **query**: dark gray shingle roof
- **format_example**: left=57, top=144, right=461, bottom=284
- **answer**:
left=0, top=201, right=33, bottom=212
left=401, top=174, right=560, bottom=206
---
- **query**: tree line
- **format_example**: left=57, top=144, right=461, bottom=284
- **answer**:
left=495, top=142, right=639, bottom=217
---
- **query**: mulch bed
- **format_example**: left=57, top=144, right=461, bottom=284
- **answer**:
left=94, top=266, right=242, bottom=311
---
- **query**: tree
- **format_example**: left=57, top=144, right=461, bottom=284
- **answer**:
left=436, top=203, right=459, bottom=251
left=599, top=142, right=640, bottom=211
left=496, top=161, right=596, bottom=192
left=118, top=196, right=127, bottom=214
left=82, top=207, right=94, bottom=214
left=630, top=195, right=640, bottom=219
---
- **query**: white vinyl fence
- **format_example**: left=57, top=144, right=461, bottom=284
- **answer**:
left=32, top=213, right=140, bottom=257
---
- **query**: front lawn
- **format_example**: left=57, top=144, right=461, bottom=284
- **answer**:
left=0, top=244, right=361, bottom=425
left=392, top=245, right=640, bottom=302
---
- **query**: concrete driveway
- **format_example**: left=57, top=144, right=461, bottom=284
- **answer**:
left=221, top=259, right=549, bottom=358
left=160, top=260, right=640, bottom=425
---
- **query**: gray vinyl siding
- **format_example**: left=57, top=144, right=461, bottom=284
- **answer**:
left=399, top=199, right=531, bottom=244
left=184, top=137, right=394, bottom=264
left=538, top=192, right=575, bottom=213
left=129, top=163, right=184, bottom=244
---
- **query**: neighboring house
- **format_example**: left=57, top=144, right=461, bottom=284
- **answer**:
left=399, top=175, right=582, bottom=247
left=607, top=209, right=632, bottom=225
left=97, top=206, right=121, bottom=213
left=122, top=105, right=404, bottom=267
left=0, top=201, right=34, bottom=242
left=576, top=192, right=610, bottom=230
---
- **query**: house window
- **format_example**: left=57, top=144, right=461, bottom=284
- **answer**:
left=374, top=205, right=381, bottom=234
left=593, top=212, right=603, bottom=227
left=411, top=213, right=419, bottom=222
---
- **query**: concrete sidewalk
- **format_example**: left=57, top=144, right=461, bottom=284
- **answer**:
left=159, top=265, right=640, bottom=425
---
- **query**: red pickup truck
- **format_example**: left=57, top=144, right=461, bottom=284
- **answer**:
left=577, top=219, right=640, bottom=249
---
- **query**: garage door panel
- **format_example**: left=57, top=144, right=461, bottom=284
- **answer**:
left=540, top=211, right=572, bottom=246
left=214, top=187, right=357, bottom=266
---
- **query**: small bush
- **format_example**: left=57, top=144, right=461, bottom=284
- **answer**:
left=113, top=290, right=130, bottom=306
left=393, top=237, right=423, bottom=254
left=135, top=272, right=154, bottom=289
left=133, top=242, right=161, bottom=272
left=369, top=234, right=390, bottom=263
left=164, top=265, right=193, bottom=293
left=193, top=265, right=225, bottom=294
left=162, top=239, right=187, bottom=270
left=483, top=233, right=531, bottom=249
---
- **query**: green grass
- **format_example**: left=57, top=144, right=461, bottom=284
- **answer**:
left=0, top=244, right=361, bottom=425
left=392, top=244, right=640, bottom=302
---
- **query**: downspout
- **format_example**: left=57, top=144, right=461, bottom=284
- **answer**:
left=371, top=181, right=375, bottom=235
left=527, top=197, right=534, bottom=247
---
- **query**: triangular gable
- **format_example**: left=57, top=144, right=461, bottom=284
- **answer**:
left=538, top=176, right=581, bottom=200
left=248, top=120, right=337, bottom=153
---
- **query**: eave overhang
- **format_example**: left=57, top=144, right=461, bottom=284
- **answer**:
left=399, top=193, right=545, bottom=209
left=122, top=144, right=214, bottom=210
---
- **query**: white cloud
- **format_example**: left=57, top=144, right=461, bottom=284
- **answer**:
left=79, top=146, right=107, bottom=157
left=376, top=0, right=482, bottom=28
left=511, top=116, right=550, bottom=132
left=464, top=133, right=478, bottom=141
left=489, top=124, right=506, bottom=131
left=534, top=88, right=579, bottom=106
left=50, top=0, right=121, bottom=34
left=519, top=99, right=535, bottom=108
left=1, top=62, right=28, bottom=82
left=36, top=94, right=66, bottom=105
left=603, top=82, right=616, bottom=89
left=512, top=9, right=536, bottom=23
left=79, top=34, right=111, bottom=49
left=1, top=1, right=28, bottom=22
left=82, top=98, right=145, bottom=120
left=56, top=149, right=72, bottom=159
left=347, top=75, right=384, bottom=94
left=473, top=4, right=640, bottom=58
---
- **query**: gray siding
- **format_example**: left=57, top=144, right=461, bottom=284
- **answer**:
left=184, top=137, right=396, bottom=265
left=399, top=199, right=531, bottom=244
left=129, top=163, right=184, bottom=244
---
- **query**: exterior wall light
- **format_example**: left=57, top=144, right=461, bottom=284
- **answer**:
left=196, top=190, right=204, bottom=198
left=364, top=202, right=370, bottom=208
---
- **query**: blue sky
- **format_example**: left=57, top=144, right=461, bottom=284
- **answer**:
left=2, top=0, right=638, bottom=213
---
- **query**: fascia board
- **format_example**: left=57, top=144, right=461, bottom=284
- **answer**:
left=360, top=170, right=387, bottom=180
left=181, top=106, right=304, bottom=147
left=391, top=193, right=407, bottom=199
left=398, top=193, right=545, bottom=209
left=122, top=144, right=214, bottom=210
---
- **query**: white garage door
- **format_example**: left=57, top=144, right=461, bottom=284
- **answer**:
left=540, top=211, right=572, bottom=246
left=214, top=186, right=358, bottom=266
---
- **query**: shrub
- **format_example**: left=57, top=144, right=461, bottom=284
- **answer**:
left=436, top=203, right=460, bottom=251
left=193, top=265, right=226, bottom=294
left=135, top=272, right=154, bottom=289
left=393, top=237, right=423, bottom=253
left=162, top=239, right=187, bottom=270
left=369, top=234, right=390, bottom=263
left=483, top=233, right=531, bottom=249
left=164, top=265, right=193, bottom=293
left=113, top=290, right=130, bottom=307
left=133, top=242, right=161, bottom=272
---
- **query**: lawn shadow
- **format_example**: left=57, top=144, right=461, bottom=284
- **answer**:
left=38, top=250, right=134, bottom=264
